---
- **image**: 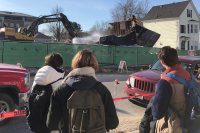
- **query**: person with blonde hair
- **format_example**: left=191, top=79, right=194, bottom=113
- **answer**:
left=46, top=49, right=119, bottom=133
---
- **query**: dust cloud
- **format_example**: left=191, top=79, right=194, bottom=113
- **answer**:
left=72, top=32, right=102, bottom=44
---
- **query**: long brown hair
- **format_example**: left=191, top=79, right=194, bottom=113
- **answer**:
left=71, top=49, right=98, bottom=71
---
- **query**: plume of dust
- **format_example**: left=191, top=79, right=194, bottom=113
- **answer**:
left=72, top=32, right=102, bottom=44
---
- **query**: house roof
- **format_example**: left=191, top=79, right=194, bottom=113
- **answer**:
left=143, top=1, right=190, bottom=20
left=0, top=11, right=36, bottom=18
left=34, top=32, right=52, bottom=39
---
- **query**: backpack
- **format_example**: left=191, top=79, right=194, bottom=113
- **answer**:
left=27, top=84, right=52, bottom=133
left=27, top=78, right=62, bottom=133
left=165, top=73, right=200, bottom=132
left=67, top=89, right=106, bottom=133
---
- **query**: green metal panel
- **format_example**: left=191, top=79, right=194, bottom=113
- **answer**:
left=148, top=48, right=160, bottom=55
left=149, top=47, right=160, bottom=63
left=195, top=50, right=200, bottom=56
left=48, top=43, right=77, bottom=67
left=177, top=50, right=188, bottom=55
left=73, top=44, right=88, bottom=52
left=87, top=44, right=113, bottom=64
left=137, top=47, right=158, bottom=65
left=83, top=44, right=114, bottom=64
left=0, top=41, right=3, bottom=63
left=3, top=41, right=47, bottom=67
left=3, top=41, right=193, bottom=68
left=95, top=45, right=114, bottom=64
left=114, top=46, right=138, bottom=66
left=49, top=44, right=114, bottom=65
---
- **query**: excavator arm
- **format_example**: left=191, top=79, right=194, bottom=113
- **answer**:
left=21, top=13, right=77, bottom=38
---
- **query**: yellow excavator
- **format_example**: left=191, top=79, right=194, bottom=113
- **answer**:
left=0, top=13, right=77, bottom=41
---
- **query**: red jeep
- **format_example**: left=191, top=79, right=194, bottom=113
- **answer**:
left=0, top=63, right=30, bottom=125
left=124, top=56, right=200, bottom=105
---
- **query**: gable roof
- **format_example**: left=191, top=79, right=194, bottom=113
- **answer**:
left=143, top=1, right=190, bottom=20
left=0, top=11, right=36, bottom=18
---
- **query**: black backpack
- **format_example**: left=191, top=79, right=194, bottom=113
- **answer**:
left=165, top=73, right=200, bottom=132
left=67, top=89, right=106, bottom=133
left=27, top=84, right=53, bottom=133
left=27, top=78, right=62, bottom=133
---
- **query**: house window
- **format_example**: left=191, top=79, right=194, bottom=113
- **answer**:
left=188, top=41, right=190, bottom=50
left=194, top=25, right=198, bottom=33
left=180, top=25, right=186, bottom=33
left=181, top=40, right=185, bottom=50
left=16, top=23, right=20, bottom=28
left=195, top=45, right=198, bottom=50
left=191, top=46, right=193, bottom=50
left=191, top=24, right=193, bottom=33
left=187, top=9, right=192, bottom=18
left=187, top=24, right=190, bottom=33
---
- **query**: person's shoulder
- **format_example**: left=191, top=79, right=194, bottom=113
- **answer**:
left=53, top=82, right=69, bottom=94
left=95, top=81, right=105, bottom=88
left=156, top=79, right=172, bottom=96
left=157, top=79, right=172, bottom=91
left=35, top=66, right=54, bottom=77
left=94, top=82, right=111, bottom=95
left=38, top=65, right=53, bottom=71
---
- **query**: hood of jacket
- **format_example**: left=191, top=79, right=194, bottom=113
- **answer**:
left=34, top=65, right=65, bottom=85
left=63, top=67, right=98, bottom=90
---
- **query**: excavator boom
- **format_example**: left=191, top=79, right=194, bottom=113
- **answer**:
left=0, top=13, right=76, bottom=41
left=23, top=13, right=77, bottom=38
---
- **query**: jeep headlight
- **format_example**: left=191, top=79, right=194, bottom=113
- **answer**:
left=126, top=79, right=130, bottom=85
left=130, top=77, right=135, bottom=87
left=24, top=73, right=30, bottom=87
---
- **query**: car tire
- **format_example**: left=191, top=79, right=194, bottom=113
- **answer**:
left=0, top=93, right=15, bottom=126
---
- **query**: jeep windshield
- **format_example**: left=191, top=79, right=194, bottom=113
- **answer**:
left=151, top=60, right=165, bottom=71
left=151, top=60, right=193, bottom=72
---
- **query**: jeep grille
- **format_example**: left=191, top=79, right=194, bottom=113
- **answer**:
left=134, top=79, right=154, bottom=92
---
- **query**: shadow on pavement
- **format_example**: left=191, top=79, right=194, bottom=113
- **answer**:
left=116, top=108, right=132, bottom=115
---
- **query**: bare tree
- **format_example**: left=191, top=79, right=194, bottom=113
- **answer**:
left=89, top=21, right=111, bottom=35
left=111, top=0, right=150, bottom=21
left=136, top=0, right=149, bottom=17
left=48, top=6, right=82, bottom=42
left=48, top=6, right=64, bottom=42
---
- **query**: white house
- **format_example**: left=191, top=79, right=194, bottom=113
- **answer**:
left=143, top=1, right=200, bottom=50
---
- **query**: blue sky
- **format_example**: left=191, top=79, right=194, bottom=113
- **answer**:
left=0, top=0, right=199, bottom=31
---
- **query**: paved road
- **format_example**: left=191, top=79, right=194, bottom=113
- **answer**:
left=0, top=73, right=145, bottom=133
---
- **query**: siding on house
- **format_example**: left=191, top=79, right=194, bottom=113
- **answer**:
left=179, top=3, right=200, bottom=50
left=143, top=1, right=200, bottom=50
left=143, top=19, right=178, bottom=49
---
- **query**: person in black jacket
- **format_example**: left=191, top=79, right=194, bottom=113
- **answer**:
left=28, top=53, right=65, bottom=133
left=46, top=49, right=119, bottom=133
